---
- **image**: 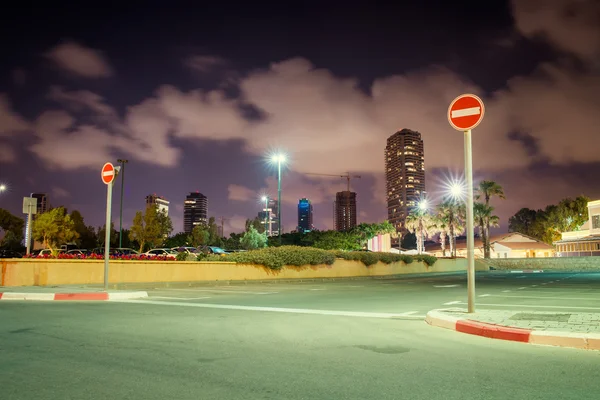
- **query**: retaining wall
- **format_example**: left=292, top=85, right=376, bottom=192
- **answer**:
left=481, top=257, right=600, bottom=271
left=0, top=258, right=466, bottom=287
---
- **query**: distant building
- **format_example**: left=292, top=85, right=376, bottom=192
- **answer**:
left=258, top=198, right=279, bottom=236
left=31, top=193, right=48, bottom=214
left=184, top=192, right=208, bottom=234
left=334, top=191, right=357, bottom=232
left=145, top=194, right=169, bottom=216
left=555, top=199, right=600, bottom=257
left=297, top=198, right=313, bottom=233
left=385, top=129, right=426, bottom=232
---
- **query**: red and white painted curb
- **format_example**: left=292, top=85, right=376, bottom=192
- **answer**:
left=426, top=310, right=600, bottom=351
left=0, top=291, right=148, bottom=301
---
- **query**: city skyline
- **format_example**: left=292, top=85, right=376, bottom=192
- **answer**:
left=1, top=1, right=599, bottom=235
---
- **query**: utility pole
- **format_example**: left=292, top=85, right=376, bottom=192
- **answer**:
left=218, top=216, right=228, bottom=238
left=117, top=159, right=128, bottom=248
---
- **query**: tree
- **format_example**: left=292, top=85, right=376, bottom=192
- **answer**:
left=223, top=232, right=243, bottom=250
left=240, top=226, right=267, bottom=250
left=429, top=216, right=449, bottom=256
left=400, top=232, right=417, bottom=250
left=97, top=222, right=119, bottom=247
left=508, top=208, right=539, bottom=237
left=474, top=203, right=500, bottom=256
left=476, top=180, right=506, bottom=258
left=313, top=230, right=361, bottom=251
left=156, top=209, right=173, bottom=238
left=436, top=200, right=464, bottom=257
left=69, top=210, right=97, bottom=249
left=0, top=209, right=25, bottom=250
left=31, top=207, right=78, bottom=253
left=164, top=232, right=192, bottom=248
left=245, top=217, right=265, bottom=234
left=129, top=205, right=164, bottom=252
left=207, top=217, right=222, bottom=246
left=191, top=225, right=210, bottom=247
left=351, top=221, right=397, bottom=248
left=405, top=209, right=433, bottom=254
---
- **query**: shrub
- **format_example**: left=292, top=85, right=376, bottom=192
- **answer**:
left=413, top=254, right=437, bottom=266
left=204, top=246, right=336, bottom=270
left=22, top=253, right=175, bottom=261
left=176, top=252, right=188, bottom=261
left=332, top=251, right=432, bottom=267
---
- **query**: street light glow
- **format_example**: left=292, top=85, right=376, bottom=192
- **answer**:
left=0, top=184, right=6, bottom=192
left=271, top=153, right=286, bottom=163
left=261, top=195, right=268, bottom=202
left=418, top=199, right=428, bottom=210
left=450, top=182, right=463, bottom=197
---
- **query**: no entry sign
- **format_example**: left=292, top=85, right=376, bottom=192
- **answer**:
left=101, top=162, right=116, bottom=184
left=448, top=94, right=485, bottom=131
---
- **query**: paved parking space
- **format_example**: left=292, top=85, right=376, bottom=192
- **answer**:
left=118, top=271, right=600, bottom=318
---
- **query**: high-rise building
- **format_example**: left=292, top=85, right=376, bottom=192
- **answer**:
left=145, top=194, right=169, bottom=216
left=184, top=192, right=208, bottom=234
left=31, top=193, right=48, bottom=214
left=334, top=191, right=357, bottom=232
left=258, top=198, right=279, bottom=236
left=385, top=129, right=426, bottom=232
left=297, top=198, right=313, bottom=233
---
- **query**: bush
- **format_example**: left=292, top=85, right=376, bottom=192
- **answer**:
left=176, top=252, right=188, bottom=261
left=332, top=251, right=435, bottom=267
left=202, top=246, right=336, bottom=270
left=413, top=254, right=437, bottom=266
left=23, top=253, right=176, bottom=261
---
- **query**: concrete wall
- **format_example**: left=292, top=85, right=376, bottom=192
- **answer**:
left=479, top=257, right=600, bottom=271
left=0, top=258, right=467, bottom=287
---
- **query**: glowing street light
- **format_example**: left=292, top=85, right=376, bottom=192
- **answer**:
left=269, top=152, right=287, bottom=243
left=0, top=184, right=6, bottom=193
left=418, top=199, right=428, bottom=211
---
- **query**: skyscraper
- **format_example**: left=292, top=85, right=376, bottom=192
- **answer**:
left=184, top=192, right=208, bottom=234
left=145, top=194, right=169, bottom=216
left=31, top=193, right=48, bottom=214
left=385, top=129, right=426, bottom=232
left=297, top=198, right=313, bottom=233
left=334, top=191, right=357, bottom=232
left=258, top=198, right=278, bottom=236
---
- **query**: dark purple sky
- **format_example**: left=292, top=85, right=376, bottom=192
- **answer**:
left=1, top=1, right=599, bottom=235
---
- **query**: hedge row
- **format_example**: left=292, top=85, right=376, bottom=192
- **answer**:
left=197, top=246, right=437, bottom=269
left=24, top=253, right=175, bottom=261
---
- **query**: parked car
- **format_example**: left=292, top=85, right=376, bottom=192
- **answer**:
left=198, top=246, right=228, bottom=256
left=144, top=248, right=178, bottom=259
left=67, top=249, right=92, bottom=256
left=0, top=249, right=23, bottom=258
left=172, top=246, right=201, bottom=254
left=34, top=249, right=65, bottom=257
left=114, top=248, right=140, bottom=256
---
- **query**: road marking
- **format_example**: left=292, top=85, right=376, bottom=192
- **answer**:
left=451, top=107, right=481, bottom=118
left=479, top=294, right=491, bottom=297
left=518, top=287, right=526, bottom=290
left=502, top=290, right=511, bottom=293
left=117, top=300, right=424, bottom=319
left=444, top=301, right=462, bottom=305
left=484, top=295, right=600, bottom=301
left=399, top=311, right=419, bottom=315
left=434, top=285, right=460, bottom=288
left=151, top=296, right=211, bottom=300
left=454, top=302, right=600, bottom=310
left=165, top=288, right=278, bottom=295
left=346, top=285, right=364, bottom=288
left=531, top=285, right=538, bottom=287
left=310, top=289, right=325, bottom=291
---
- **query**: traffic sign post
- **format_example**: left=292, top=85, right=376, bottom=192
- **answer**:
left=101, top=162, right=119, bottom=291
left=448, top=94, right=485, bottom=314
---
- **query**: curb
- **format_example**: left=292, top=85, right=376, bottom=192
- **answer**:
left=508, top=270, right=544, bottom=273
left=426, top=309, right=600, bottom=351
left=0, top=291, right=148, bottom=301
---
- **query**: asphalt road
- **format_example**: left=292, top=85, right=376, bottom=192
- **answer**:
left=2, top=271, right=600, bottom=399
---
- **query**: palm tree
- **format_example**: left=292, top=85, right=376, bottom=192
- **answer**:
left=405, top=209, right=432, bottom=254
left=437, top=200, right=464, bottom=257
left=431, top=216, right=449, bottom=257
left=473, top=203, right=500, bottom=257
left=476, top=180, right=506, bottom=258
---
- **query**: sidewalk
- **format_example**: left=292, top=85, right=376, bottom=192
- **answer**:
left=0, top=285, right=147, bottom=301
left=426, top=308, right=600, bottom=351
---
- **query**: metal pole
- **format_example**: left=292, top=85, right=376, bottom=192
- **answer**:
left=26, top=193, right=34, bottom=255
left=464, top=129, right=475, bottom=313
left=277, top=161, right=282, bottom=244
left=117, top=159, right=127, bottom=248
left=104, top=181, right=113, bottom=291
left=264, top=198, right=269, bottom=235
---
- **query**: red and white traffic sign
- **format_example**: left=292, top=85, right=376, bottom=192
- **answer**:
left=448, top=94, right=485, bottom=131
left=101, top=162, right=116, bottom=184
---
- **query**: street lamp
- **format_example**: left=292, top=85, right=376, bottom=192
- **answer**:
left=270, top=153, right=286, bottom=243
left=117, top=159, right=128, bottom=248
left=0, top=184, right=6, bottom=193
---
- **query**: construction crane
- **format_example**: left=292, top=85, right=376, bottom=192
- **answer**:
left=304, top=172, right=362, bottom=192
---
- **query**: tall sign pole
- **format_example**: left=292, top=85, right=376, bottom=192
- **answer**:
left=22, top=196, right=37, bottom=255
left=101, top=162, right=118, bottom=291
left=448, top=94, right=485, bottom=314
left=117, top=159, right=128, bottom=248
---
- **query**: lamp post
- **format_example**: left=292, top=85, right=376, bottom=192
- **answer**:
left=0, top=184, right=6, bottom=193
left=117, top=159, right=128, bottom=248
left=418, top=200, right=428, bottom=254
left=271, top=154, right=286, bottom=244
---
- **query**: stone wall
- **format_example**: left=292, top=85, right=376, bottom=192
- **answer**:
left=480, top=257, right=600, bottom=271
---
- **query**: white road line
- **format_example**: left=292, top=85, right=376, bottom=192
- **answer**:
left=117, top=300, right=424, bottom=319
left=164, top=288, right=278, bottom=295
left=454, top=302, right=600, bottom=310
left=399, top=311, right=419, bottom=315
left=502, top=290, right=511, bottom=293
left=531, top=285, right=538, bottom=287
left=310, top=289, right=326, bottom=291
left=451, top=107, right=481, bottom=118
left=151, top=296, right=211, bottom=300
left=434, top=285, right=460, bottom=288
left=443, top=300, right=462, bottom=305
left=479, top=294, right=491, bottom=297
left=484, top=295, right=600, bottom=301
left=518, top=287, right=526, bottom=290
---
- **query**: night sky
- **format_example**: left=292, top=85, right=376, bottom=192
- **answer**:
left=1, top=0, right=599, bottom=236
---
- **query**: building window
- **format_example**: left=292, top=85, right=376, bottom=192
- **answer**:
left=593, top=215, right=600, bottom=229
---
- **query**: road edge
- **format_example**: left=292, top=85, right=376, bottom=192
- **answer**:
left=0, top=291, right=148, bottom=301
left=426, top=309, right=600, bottom=351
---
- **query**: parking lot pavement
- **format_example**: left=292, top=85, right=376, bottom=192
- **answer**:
left=116, top=271, right=600, bottom=318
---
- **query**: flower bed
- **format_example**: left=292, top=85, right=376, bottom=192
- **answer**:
left=23, top=253, right=175, bottom=261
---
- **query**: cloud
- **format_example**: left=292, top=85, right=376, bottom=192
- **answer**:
left=511, top=0, right=600, bottom=63
left=0, top=145, right=15, bottom=163
left=0, top=94, right=30, bottom=137
left=185, top=55, right=228, bottom=72
left=228, top=184, right=257, bottom=202
left=48, top=86, right=117, bottom=117
left=52, top=187, right=70, bottom=198
left=45, top=41, right=113, bottom=78
left=225, top=214, right=248, bottom=235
